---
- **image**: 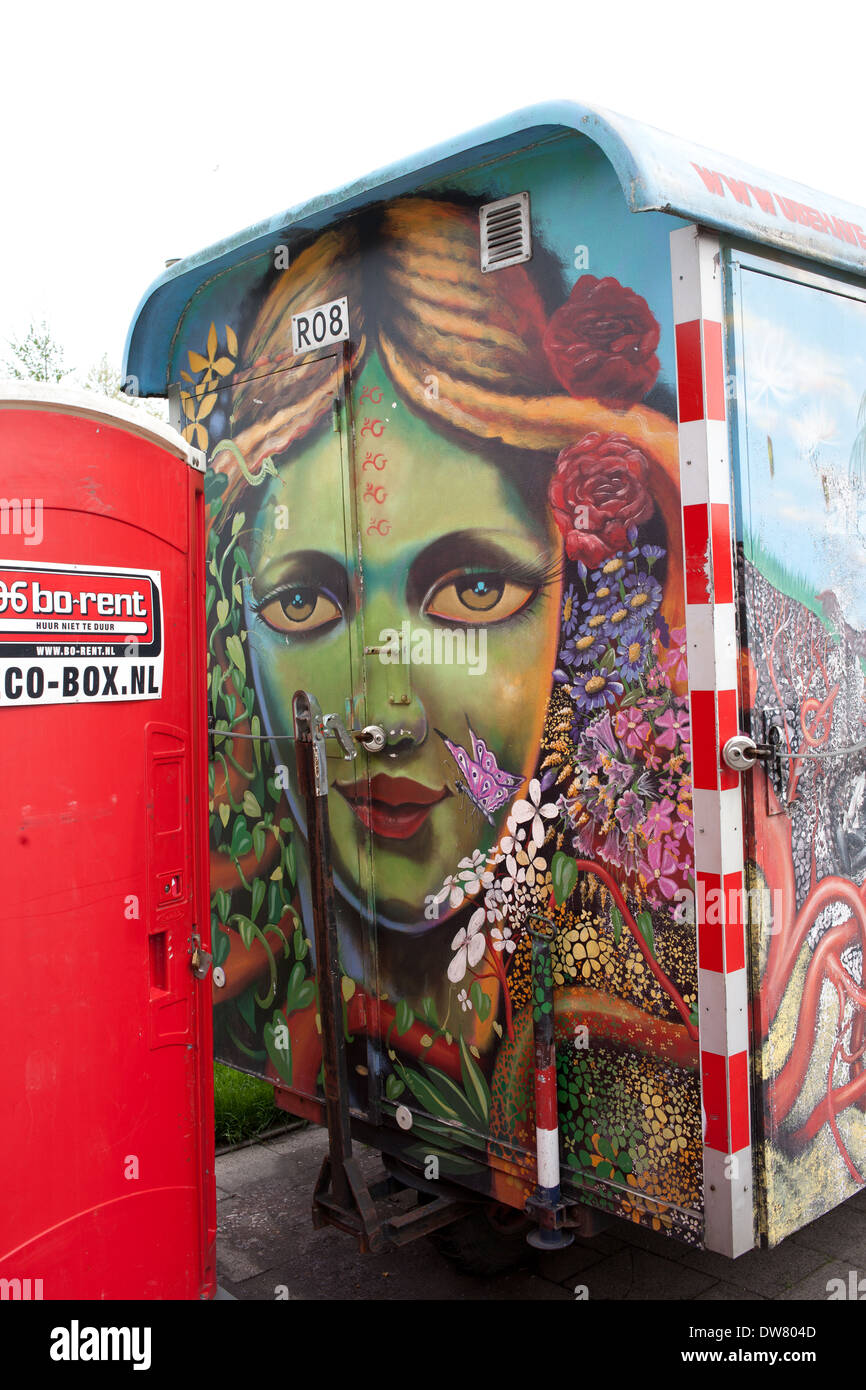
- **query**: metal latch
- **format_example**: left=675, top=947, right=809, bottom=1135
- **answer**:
left=190, top=931, right=212, bottom=980
left=721, top=731, right=779, bottom=772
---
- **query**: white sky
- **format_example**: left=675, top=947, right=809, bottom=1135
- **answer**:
left=2, top=0, right=864, bottom=386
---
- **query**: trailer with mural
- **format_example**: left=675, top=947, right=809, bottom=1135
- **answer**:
left=125, top=102, right=866, bottom=1261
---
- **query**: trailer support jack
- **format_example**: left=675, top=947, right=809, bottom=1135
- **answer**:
left=293, top=690, right=473, bottom=1254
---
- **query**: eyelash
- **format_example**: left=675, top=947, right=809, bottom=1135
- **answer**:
left=249, top=555, right=562, bottom=625
left=423, top=554, right=562, bottom=611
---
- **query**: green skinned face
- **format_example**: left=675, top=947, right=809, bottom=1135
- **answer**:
left=247, top=360, right=562, bottom=926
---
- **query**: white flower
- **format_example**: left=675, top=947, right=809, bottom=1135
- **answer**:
left=456, top=851, right=495, bottom=896
left=483, top=887, right=507, bottom=922
left=447, top=907, right=487, bottom=983
left=510, top=778, right=558, bottom=846
left=500, top=821, right=531, bottom=883
left=491, top=924, right=516, bottom=954
left=458, top=988, right=473, bottom=1012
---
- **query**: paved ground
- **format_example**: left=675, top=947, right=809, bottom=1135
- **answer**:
left=216, top=1125, right=866, bottom=1301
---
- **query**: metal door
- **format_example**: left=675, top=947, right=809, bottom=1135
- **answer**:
left=725, top=246, right=866, bottom=1242
left=208, top=348, right=380, bottom=1121
left=0, top=397, right=214, bottom=1299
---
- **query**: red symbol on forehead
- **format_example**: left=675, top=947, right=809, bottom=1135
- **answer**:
left=360, top=386, right=383, bottom=404
left=366, top=519, right=391, bottom=537
left=360, top=418, right=385, bottom=438
left=362, top=452, right=387, bottom=470
left=363, top=483, right=387, bottom=505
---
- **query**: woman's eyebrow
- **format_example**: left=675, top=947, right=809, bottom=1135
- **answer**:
left=252, top=550, right=350, bottom=606
left=406, top=530, right=550, bottom=607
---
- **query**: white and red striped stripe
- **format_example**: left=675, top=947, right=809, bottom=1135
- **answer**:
left=670, top=226, right=754, bottom=1258
left=534, top=1062, right=560, bottom=1192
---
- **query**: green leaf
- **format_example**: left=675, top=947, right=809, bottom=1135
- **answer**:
left=395, top=999, right=414, bottom=1036
left=215, top=888, right=231, bottom=923
left=284, top=836, right=296, bottom=886
left=285, top=962, right=306, bottom=1012
left=385, top=1074, right=405, bottom=1101
left=551, top=850, right=579, bottom=907
left=397, top=1066, right=465, bottom=1126
left=216, top=598, right=229, bottom=627
left=205, top=586, right=215, bottom=620
left=230, top=815, right=252, bottom=859
left=293, top=927, right=308, bottom=961
left=599, top=645, right=616, bottom=672
left=252, top=823, right=266, bottom=861
left=213, top=927, right=231, bottom=967
left=250, top=714, right=262, bottom=769
left=231, top=510, right=246, bottom=538
left=235, top=915, right=256, bottom=950
left=618, top=689, right=643, bottom=708
left=263, top=1012, right=292, bottom=1083
left=205, top=469, right=229, bottom=502
left=469, top=981, right=491, bottom=1021
left=251, top=877, right=266, bottom=921
left=459, top=1036, right=491, bottom=1126
left=236, top=987, right=257, bottom=1030
left=637, top=910, right=655, bottom=954
left=418, top=1063, right=482, bottom=1131
left=294, top=980, right=316, bottom=1012
left=225, top=633, right=246, bottom=685
left=407, top=1116, right=487, bottom=1154
left=610, top=904, right=623, bottom=946
left=234, top=546, right=251, bottom=574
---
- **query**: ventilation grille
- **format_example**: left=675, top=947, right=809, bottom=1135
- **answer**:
left=479, top=193, right=531, bottom=272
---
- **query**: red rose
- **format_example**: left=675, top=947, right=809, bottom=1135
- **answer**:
left=548, top=433, right=654, bottom=565
left=543, top=275, right=660, bottom=407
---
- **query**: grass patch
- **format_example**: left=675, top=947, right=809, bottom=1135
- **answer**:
left=214, top=1062, right=284, bottom=1147
left=743, top=530, right=825, bottom=621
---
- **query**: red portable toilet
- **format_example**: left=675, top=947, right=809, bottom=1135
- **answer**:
left=0, top=384, right=215, bottom=1300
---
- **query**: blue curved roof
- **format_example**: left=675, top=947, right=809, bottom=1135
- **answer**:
left=124, top=99, right=866, bottom=396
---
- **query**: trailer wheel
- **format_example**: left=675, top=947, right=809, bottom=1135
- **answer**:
left=428, top=1201, right=533, bottom=1276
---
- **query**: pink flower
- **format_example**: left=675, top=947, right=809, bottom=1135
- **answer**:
left=639, top=839, right=681, bottom=902
left=660, top=627, right=688, bottom=684
left=614, top=708, right=650, bottom=751
left=655, top=707, right=690, bottom=751
left=642, top=797, right=676, bottom=838
left=614, top=789, right=644, bottom=833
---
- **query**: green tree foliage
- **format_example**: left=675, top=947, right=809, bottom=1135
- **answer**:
left=4, top=320, right=72, bottom=382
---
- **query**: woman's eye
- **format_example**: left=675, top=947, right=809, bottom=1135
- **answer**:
left=257, top=586, right=341, bottom=634
left=424, top=572, right=535, bottom=624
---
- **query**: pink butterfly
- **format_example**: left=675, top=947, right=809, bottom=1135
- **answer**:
left=436, top=723, right=524, bottom=824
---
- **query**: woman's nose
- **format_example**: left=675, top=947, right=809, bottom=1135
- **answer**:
left=379, top=701, right=429, bottom=758
left=362, top=630, right=429, bottom=756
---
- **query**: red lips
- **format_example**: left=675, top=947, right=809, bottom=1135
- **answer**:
left=336, top=774, right=449, bottom=840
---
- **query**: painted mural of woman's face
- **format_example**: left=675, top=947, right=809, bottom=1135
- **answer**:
left=246, top=353, right=563, bottom=925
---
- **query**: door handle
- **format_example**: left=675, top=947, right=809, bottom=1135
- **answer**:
left=321, top=712, right=357, bottom=760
